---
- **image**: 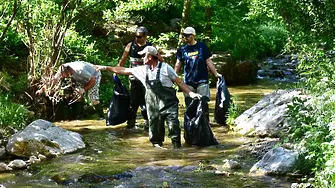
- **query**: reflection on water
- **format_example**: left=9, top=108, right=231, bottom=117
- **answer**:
left=0, top=81, right=294, bottom=187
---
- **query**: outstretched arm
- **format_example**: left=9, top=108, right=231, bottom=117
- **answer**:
left=96, top=65, right=133, bottom=75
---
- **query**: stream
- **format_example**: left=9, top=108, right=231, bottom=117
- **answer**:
left=0, top=80, right=295, bottom=188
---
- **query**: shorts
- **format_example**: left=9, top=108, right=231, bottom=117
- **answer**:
left=184, top=83, right=210, bottom=99
left=87, top=74, right=101, bottom=101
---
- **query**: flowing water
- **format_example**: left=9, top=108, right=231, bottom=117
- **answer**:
left=0, top=80, right=295, bottom=188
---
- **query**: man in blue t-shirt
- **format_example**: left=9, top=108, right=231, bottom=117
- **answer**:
left=175, top=27, right=222, bottom=121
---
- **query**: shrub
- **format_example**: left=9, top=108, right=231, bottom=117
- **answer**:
left=0, top=94, right=30, bottom=131
left=257, top=24, right=288, bottom=57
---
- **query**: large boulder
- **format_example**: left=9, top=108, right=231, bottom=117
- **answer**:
left=234, top=89, right=303, bottom=137
left=211, top=53, right=258, bottom=86
left=6, top=119, right=85, bottom=158
left=250, top=147, right=298, bottom=175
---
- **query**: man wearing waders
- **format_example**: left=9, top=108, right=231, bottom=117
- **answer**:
left=116, top=26, right=163, bottom=130
left=174, top=27, right=222, bottom=122
left=97, top=46, right=201, bottom=149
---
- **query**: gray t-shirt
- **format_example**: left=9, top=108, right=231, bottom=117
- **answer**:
left=131, top=62, right=178, bottom=88
left=65, top=61, right=100, bottom=84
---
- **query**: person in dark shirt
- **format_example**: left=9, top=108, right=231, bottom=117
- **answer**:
left=116, top=26, right=163, bottom=130
left=174, top=27, right=222, bottom=121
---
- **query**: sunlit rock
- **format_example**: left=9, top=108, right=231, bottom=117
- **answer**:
left=250, top=147, right=298, bottom=175
left=6, top=119, right=85, bottom=158
left=0, top=162, right=12, bottom=171
left=222, top=159, right=241, bottom=169
left=8, top=159, right=27, bottom=169
left=234, top=89, right=303, bottom=137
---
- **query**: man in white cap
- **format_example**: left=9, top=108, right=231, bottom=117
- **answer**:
left=97, top=46, right=201, bottom=149
left=174, top=26, right=222, bottom=121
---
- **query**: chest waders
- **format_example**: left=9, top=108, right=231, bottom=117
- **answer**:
left=145, top=62, right=181, bottom=148
left=126, top=42, right=150, bottom=129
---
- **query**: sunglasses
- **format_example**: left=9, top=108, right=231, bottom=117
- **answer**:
left=135, top=35, right=144, bottom=39
left=183, top=33, right=192, bottom=38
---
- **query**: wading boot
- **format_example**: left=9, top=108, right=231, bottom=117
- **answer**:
left=126, top=119, right=136, bottom=129
left=172, top=140, right=182, bottom=149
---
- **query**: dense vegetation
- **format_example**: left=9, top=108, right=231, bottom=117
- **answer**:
left=1, top=0, right=335, bottom=186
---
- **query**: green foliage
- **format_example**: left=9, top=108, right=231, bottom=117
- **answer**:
left=226, top=101, right=240, bottom=126
left=63, top=28, right=104, bottom=65
left=0, top=93, right=30, bottom=130
left=257, top=24, right=288, bottom=57
left=286, top=93, right=334, bottom=175
left=0, top=72, right=28, bottom=94
left=296, top=44, right=335, bottom=93
left=149, top=32, right=179, bottom=49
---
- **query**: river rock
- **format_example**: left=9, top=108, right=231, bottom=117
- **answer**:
left=234, top=89, right=303, bottom=137
left=0, top=163, right=12, bottom=171
left=6, top=119, right=85, bottom=158
left=222, top=159, right=241, bottom=169
left=250, top=147, right=298, bottom=175
left=8, top=159, right=27, bottom=169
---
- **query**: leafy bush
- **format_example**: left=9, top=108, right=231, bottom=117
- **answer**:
left=296, top=45, right=335, bottom=93
left=0, top=94, right=30, bottom=130
left=0, top=72, right=28, bottom=94
left=286, top=92, right=335, bottom=176
left=150, top=32, right=179, bottom=49
left=257, top=24, right=288, bottom=57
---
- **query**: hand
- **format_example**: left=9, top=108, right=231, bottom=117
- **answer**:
left=75, top=87, right=85, bottom=95
left=189, top=92, right=202, bottom=99
left=215, top=72, right=222, bottom=78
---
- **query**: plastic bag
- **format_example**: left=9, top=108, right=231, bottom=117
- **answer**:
left=106, top=76, right=130, bottom=126
left=184, top=97, right=219, bottom=146
left=214, top=76, right=231, bottom=125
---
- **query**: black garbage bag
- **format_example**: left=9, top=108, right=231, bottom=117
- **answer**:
left=106, top=76, right=130, bottom=126
left=184, top=97, right=219, bottom=146
left=214, top=76, right=231, bottom=125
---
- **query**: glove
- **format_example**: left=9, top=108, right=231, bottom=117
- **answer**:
left=189, top=92, right=202, bottom=99
left=75, top=87, right=85, bottom=95
left=215, top=72, right=222, bottom=78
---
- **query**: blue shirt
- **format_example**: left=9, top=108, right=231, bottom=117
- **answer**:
left=176, top=41, right=212, bottom=87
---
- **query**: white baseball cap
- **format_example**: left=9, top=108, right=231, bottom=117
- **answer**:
left=183, top=27, right=196, bottom=35
left=138, top=46, right=158, bottom=56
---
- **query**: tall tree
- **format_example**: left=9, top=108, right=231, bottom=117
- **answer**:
left=177, top=0, right=191, bottom=47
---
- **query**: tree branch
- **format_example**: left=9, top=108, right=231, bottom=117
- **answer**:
left=0, top=0, right=18, bottom=42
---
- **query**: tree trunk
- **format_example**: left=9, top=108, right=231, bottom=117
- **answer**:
left=0, top=0, right=18, bottom=43
left=205, top=6, right=212, bottom=38
left=177, top=0, right=191, bottom=47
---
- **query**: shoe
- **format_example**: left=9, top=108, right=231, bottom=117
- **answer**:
left=153, top=143, right=166, bottom=150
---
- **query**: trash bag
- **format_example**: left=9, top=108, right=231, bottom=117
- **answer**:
left=214, top=76, right=231, bottom=125
left=106, top=76, right=130, bottom=126
left=184, top=97, right=219, bottom=146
